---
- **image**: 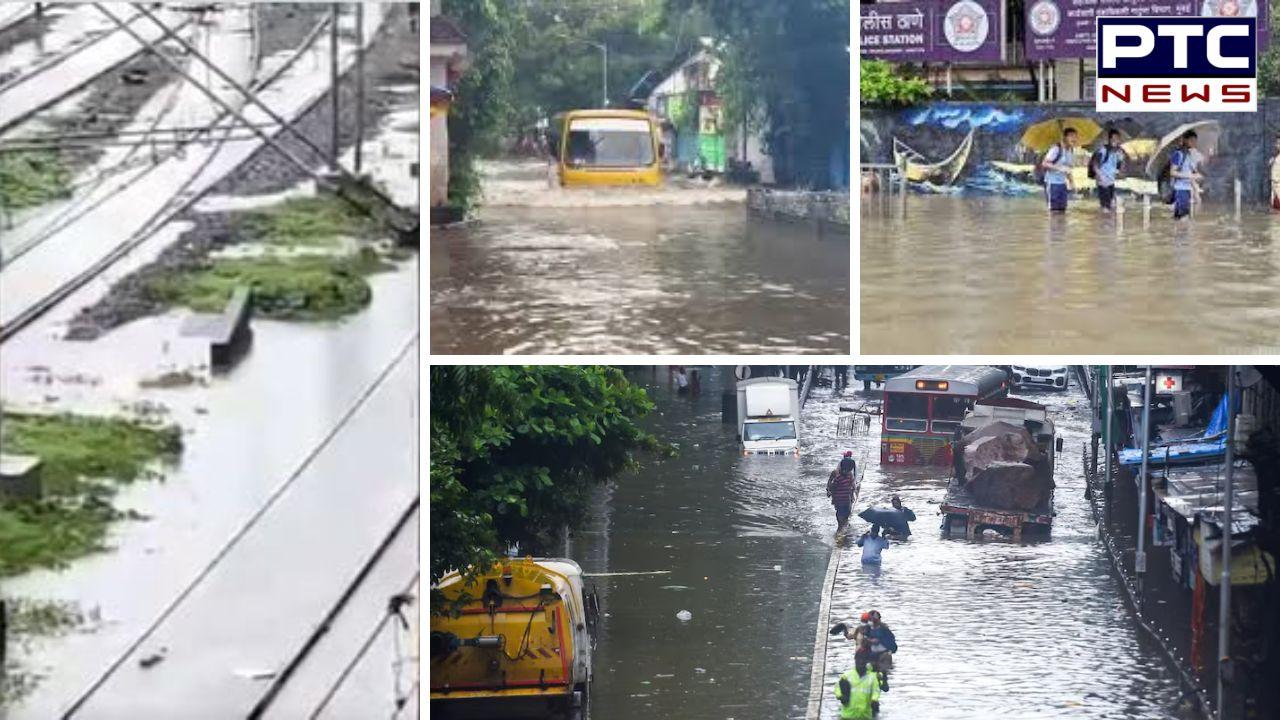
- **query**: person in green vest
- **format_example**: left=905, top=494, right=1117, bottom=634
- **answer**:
left=833, top=657, right=881, bottom=719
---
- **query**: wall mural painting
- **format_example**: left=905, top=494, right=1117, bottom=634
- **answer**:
left=864, top=103, right=1230, bottom=199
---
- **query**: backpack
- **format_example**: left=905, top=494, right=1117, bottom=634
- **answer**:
left=1088, top=147, right=1112, bottom=180
left=1157, top=149, right=1188, bottom=204
left=1033, top=144, right=1058, bottom=185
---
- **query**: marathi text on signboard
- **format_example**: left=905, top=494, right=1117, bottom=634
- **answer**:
left=1024, top=0, right=1269, bottom=60
left=861, top=0, right=1005, bottom=63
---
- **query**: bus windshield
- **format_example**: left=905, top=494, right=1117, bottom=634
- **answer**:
left=885, top=393, right=928, bottom=432
left=743, top=421, right=796, bottom=441
left=566, top=117, right=654, bottom=168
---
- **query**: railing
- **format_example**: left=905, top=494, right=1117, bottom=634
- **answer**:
left=860, top=161, right=907, bottom=217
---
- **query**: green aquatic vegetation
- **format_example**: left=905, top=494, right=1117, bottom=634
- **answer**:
left=0, top=151, right=72, bottom=211
left=240, top=194, right=379, bottom=247
left=144, top=249, right=393, bottom=321
left=0, top=412, right=181, bottom=577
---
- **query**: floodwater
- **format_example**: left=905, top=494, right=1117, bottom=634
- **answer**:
left=430, top=161, right=850, bottom=355
left=574, top=369, right=1189, bottom=719
left=861, top=194, right=1280, bottom=354
left=0, top=259, right=419, bottom=718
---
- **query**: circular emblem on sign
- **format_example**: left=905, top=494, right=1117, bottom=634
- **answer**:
left=1200, top=0, right=1258, bottom=18
left=1029, top=0, right=1061, bottom=36
left=944, top=0, right=990, bottom=53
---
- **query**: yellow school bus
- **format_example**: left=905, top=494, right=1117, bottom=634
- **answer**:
left=550, top=109, right=663, bottom=187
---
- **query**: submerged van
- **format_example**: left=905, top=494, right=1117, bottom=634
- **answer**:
left=549, top=109, right=663, bottom=187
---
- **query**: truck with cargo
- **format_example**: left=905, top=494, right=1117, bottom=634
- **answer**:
left=941, top=397, right=1062, bottom=541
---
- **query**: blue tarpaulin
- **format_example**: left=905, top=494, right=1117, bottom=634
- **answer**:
left=1119, top=394, right=1228, bottom=467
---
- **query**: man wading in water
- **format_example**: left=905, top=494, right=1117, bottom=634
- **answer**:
left=827, top=451, right=857, bottom=536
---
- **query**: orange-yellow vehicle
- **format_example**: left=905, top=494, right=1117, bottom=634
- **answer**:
left=431, top=557, right=598, bottom=719
left=550, top=109, right=663, bottom=187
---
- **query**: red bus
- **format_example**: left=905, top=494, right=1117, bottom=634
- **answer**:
left=880, top=365, right=1009, bottom=465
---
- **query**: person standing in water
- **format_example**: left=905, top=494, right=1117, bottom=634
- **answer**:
left=1041, top=127, right=1078, bottom=214
left=1091, top=129, right=1126, bottom=212
left=857, top=524, right=890, bottom=564
left=1170, top=130, right=1203, bottom=221
left=827, top=452, right=857, bottom=535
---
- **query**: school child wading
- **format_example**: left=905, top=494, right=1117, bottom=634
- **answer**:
left=1170, top=130, right=1203, bottom=220
left=1090, top=129, right=1126, bottom=212
left=1040, top=127, right=1078, bottom=213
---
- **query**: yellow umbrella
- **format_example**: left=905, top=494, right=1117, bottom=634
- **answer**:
left=1018, top=117, right=1104, bottom=153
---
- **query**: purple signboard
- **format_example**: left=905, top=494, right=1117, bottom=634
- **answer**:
left=1024, top=0, right=1269, bottom=60
left=861, top=0, right=1005, bottom=63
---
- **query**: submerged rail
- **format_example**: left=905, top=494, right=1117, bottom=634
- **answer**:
left=0, top=10, right=338, bottom=343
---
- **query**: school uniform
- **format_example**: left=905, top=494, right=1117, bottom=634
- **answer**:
left=1171, top=148, right=1201, bottom=219
left=1042, top=145, right=1075, bottom=212
left=1093, top=147, right=1124, bottom=209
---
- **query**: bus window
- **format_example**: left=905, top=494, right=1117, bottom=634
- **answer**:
left=885, top=392, right=928, bottom=432
left=931, top=395, right=973, bottom=435
left=566, top=117, right=654, bottom=169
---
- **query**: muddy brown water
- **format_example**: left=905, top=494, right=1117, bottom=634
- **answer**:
left=861, top=195, right=1280, bottom=354
left=574, top=369, right=1187, bottom=719
left=430, top=161, right=850, bottom=355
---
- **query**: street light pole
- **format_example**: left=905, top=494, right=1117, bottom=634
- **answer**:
left=1136, top=366, right=1152, bottom=605
left=585, top=41, right=608, bottom=107
left=1218, top=366, right=1238, bottom=720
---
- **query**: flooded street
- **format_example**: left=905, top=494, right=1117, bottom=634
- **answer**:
left=430, top=161, right=849, bottom=355
left=861, top=195, right=1280, bottom=354
left=575, top=369, right=1187, bottom=719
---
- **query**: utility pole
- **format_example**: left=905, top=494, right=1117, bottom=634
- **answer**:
left=330, top=3, right=341, bottom=167
left=1103, top=365, right=1112, bottom=523
left=1136, top=365, right=1152, bottom=605
left=353, top=2, right=365, bottom=175
left=1218, top=366, right=1238, bottom=720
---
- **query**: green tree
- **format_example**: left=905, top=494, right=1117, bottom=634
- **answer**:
left=666, top=0, right=851, bottom=188
left=1262, top=0, right=1280, bottom=95
left=442, top=0, right=521, bottom=210
left=860, top=59, right=932, bottom=107
left=430, top=366, right=663, bottom=610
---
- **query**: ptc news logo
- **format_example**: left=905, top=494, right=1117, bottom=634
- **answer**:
left=1096, top=17, right=1257, bottom=112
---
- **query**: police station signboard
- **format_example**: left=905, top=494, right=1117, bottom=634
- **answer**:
left=1024, top=0, right=1268, bottom=61
left=861, top=0, right=1004, bottom=63
left=1095, top=16, right=1257, bottom=111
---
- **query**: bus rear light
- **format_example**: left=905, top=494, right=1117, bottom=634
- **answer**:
left=915, top=380, right=948, bottom=391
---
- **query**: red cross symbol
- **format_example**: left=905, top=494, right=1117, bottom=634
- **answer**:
left=1162, top=376, right=1178, bottom=390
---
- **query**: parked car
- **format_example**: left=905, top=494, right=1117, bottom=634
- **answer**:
left=1010, top=365, right=1069, bottom=391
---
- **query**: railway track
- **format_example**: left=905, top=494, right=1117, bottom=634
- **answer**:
left=0, top=5, right=294, bottom=271
left=0, top=6, right=370, bottom=344
left=0, top=6, right=197, bottom=134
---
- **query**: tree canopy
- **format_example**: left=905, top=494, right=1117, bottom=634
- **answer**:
left=429, top=366, right=663, bottom=609
left=442, top=0, right=852, bottom=204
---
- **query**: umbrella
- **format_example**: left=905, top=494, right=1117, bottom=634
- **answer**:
left=858, top=508, right=911, bottom=534
left=1018, top=117, right=1104, bottom=153
left=1145, top=120, right=1221, bottom=179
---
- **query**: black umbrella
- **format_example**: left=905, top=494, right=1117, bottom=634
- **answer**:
left=858, top=507, right=910, bottom=534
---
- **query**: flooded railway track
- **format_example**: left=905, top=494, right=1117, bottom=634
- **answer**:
left=0, top=7, right=364, bottom=343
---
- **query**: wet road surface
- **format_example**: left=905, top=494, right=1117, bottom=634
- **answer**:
left=431, top=162, right=850, bottom=355
left=574, top=369, right=1190, bottom=719
left=571, top=367, right=851, bottom=719
left=861, top=195, right=1280, bottom=354
left=818, top=382, right=1187, bottom=719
